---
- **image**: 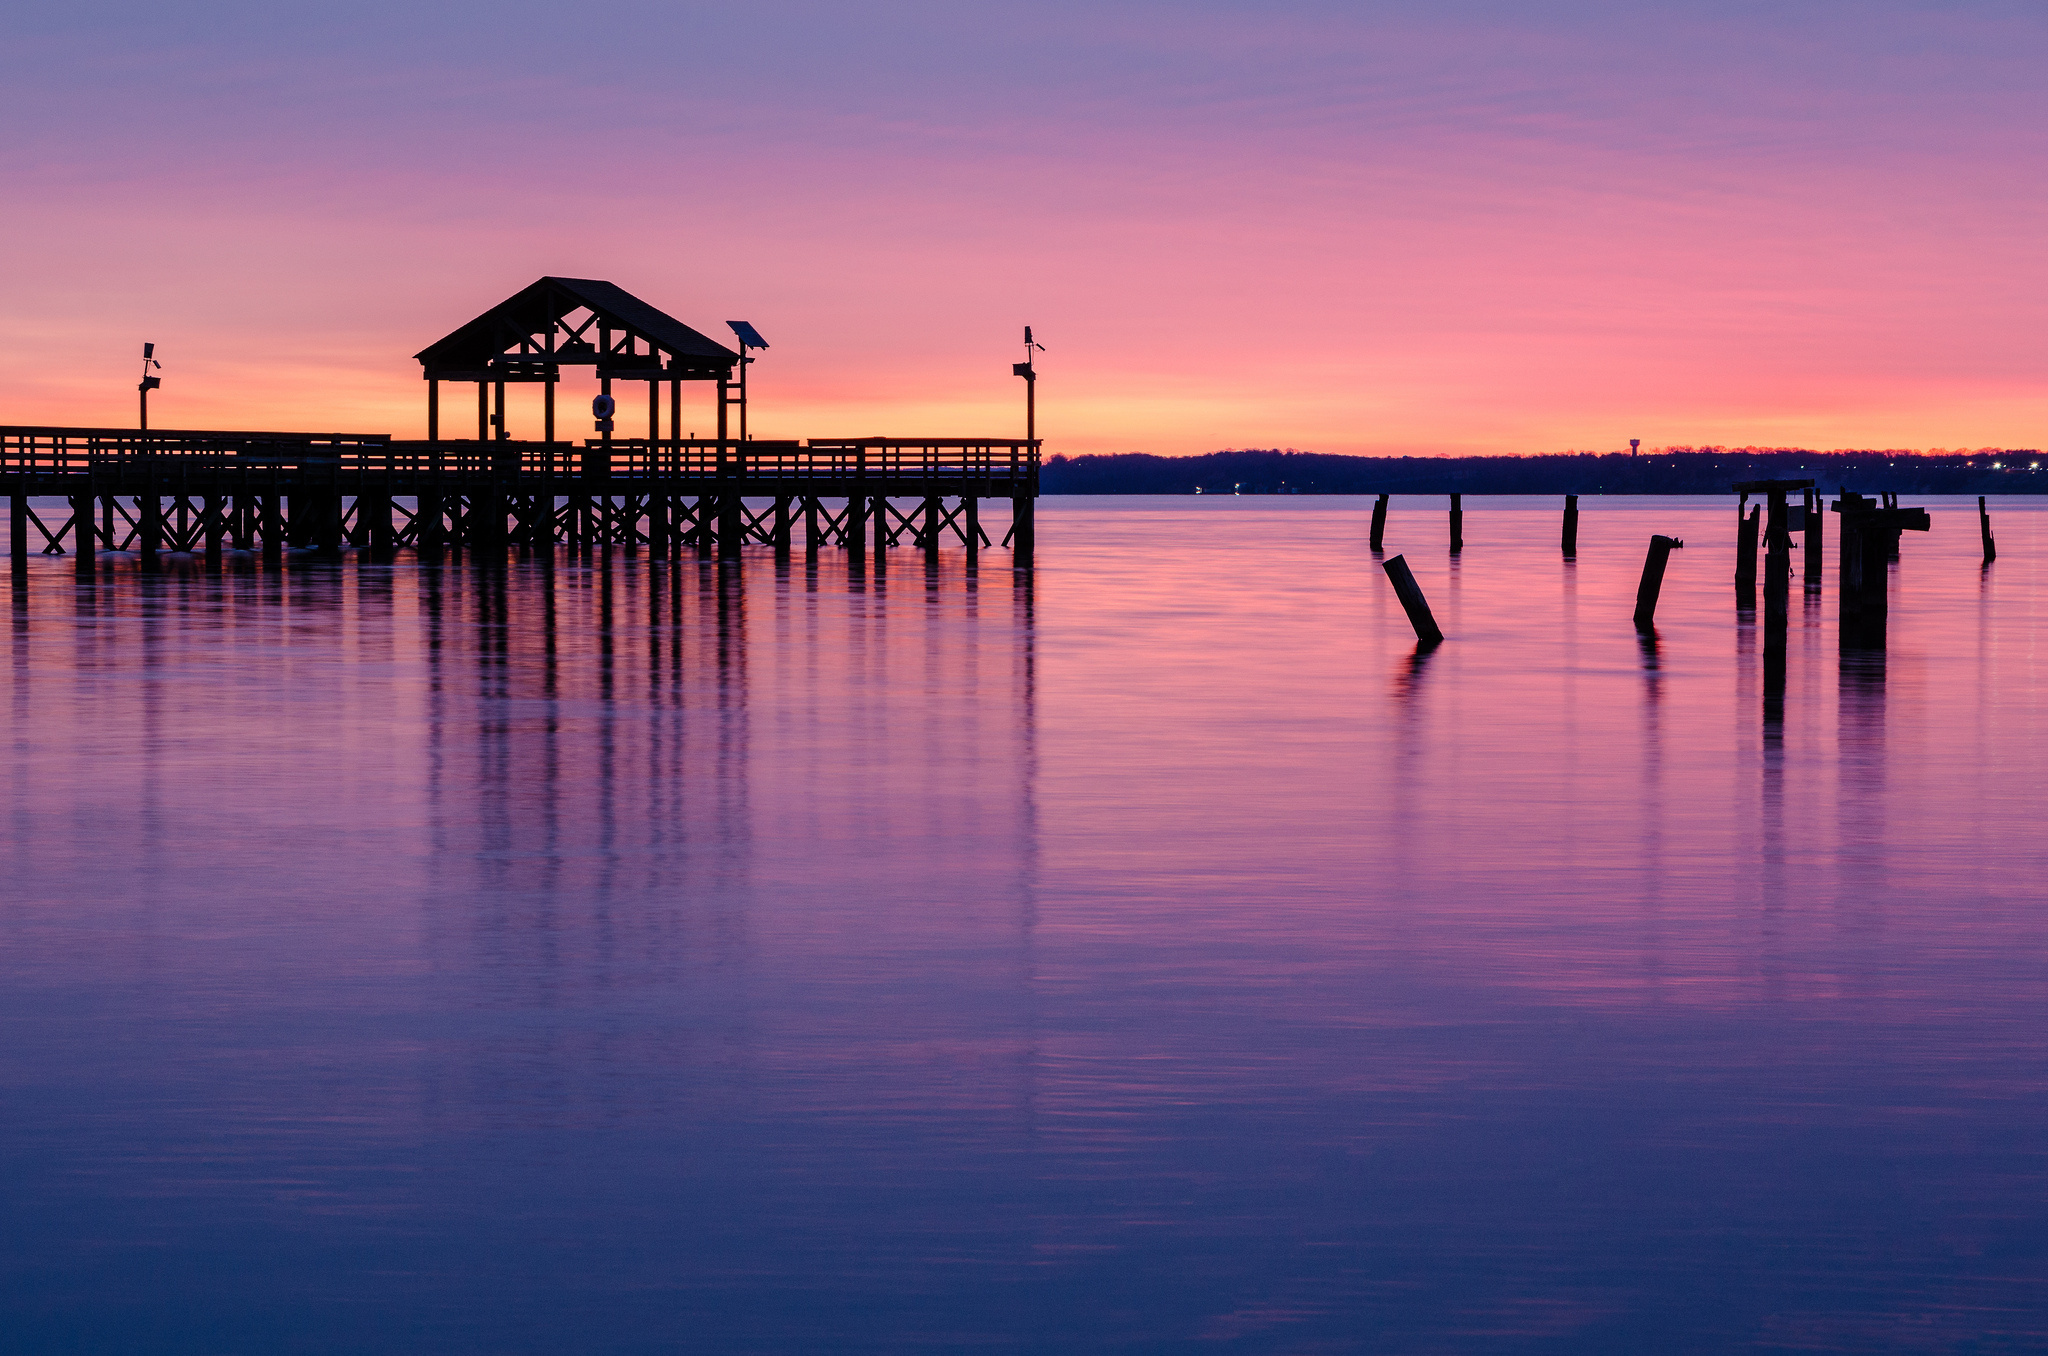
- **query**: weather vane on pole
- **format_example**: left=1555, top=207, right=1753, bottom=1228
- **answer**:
left=138, top=343, right=162, bottom=431
left=1013, top=326, right=1044, bottom=445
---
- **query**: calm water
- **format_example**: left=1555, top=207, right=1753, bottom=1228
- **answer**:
left=4, top=496, right=2047, bottom=1353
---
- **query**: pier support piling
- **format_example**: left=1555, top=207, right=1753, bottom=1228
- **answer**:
left=70, top=494, right=95, bottom=577
left=1012, top=495, right=1034, bottom=566
left=1369, top=493, right=1387, bottom=551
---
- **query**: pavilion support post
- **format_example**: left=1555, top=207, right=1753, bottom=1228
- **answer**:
left=71, top=493, right=95, bottom=577
left=1012, top=495, right=1034, bottom=565
left=543, top=378, right=555, bottom=445
left=477, top=382, right=488, bottom=442
left=670, top=382, right=681, bottom=471
left=1369, top=493, right=1387, bottom=551
left=428, top=379, right=440, bottom=442
left=492, top=381, right=506, bottom=441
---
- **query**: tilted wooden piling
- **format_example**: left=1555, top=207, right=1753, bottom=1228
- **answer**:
left=1381, top=553, right=1444, bottom=645
left=1979, top=496, right=1996, bottom=564
left=1633, top=535, right=1683, bottom=628
left=1369, top=493, right=1388, bottom=551
left=1562, top=494, right=1579, bottom=558
left=1448, top=493, right=1463, bottom=554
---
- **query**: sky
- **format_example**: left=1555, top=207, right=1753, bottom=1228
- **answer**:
left=1, top=0, right=2041, bottom=457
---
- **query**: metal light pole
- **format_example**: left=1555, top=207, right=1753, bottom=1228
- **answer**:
left=138, top=343, right=162, bottom=430
left=1013, top=325, right=1043, bottom=443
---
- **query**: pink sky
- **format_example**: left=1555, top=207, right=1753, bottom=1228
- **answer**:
left=1, top=1, right=2041, bottom=456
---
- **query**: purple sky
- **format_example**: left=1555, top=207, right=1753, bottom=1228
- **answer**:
left=3, top=1, right=2041, bottom=454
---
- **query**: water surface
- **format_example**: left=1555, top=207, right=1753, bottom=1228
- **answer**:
left=4, top=497, right=2046, bottom=1352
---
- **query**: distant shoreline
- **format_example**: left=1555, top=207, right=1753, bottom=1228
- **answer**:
left=1041, top=448, right=2044, bottom=496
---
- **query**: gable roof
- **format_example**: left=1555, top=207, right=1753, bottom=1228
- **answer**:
left=415, top=277, right=740, bottom=378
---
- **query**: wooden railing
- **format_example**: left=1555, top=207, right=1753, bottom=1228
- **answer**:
left=0, top=428, right=1039, bottom=486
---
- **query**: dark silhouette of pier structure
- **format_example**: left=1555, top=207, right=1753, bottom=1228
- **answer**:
left=3, top=278, right=1040, bottom=575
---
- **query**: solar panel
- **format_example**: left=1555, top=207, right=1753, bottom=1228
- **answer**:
left=727, top=321, right=768, bottom=350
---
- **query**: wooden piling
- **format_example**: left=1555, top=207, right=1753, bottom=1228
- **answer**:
left=1382, top=554, right=1443, bottom=645
left=1633, top=535, right=1683, bottom=628
left=1369, top=494, right=1388, bottom=551
left=1735, top=503, right=1758, bottom=597
left=261, top=490, right=283, bottom=565
left=1764, top=492, right=1791, bottom=628
left=1562, top=494, right=1579, bottom=558
left=1012, top=495, right=1034, bottom=565
left=774, top=496, right=792, bottom=558
left=1801, top=489, right=1820, bottom=584
left=848, top=496, right=866, bottom=565
left=1448, top=493, right=1463, bottom=554
left=8, top=493, right=25, bottom=573
left=720, top=494, right=743, bottom=559
left=140, top=490, right=163, bottom=571
left=70, top=494, right=95, bottom=577
left=805, top=498, right=821, bottom=558
left=964, top=496, right=979, bottom=564
left=1979, top=495, right=1996, bottom=564
left=203, top=493, right=224, bottom=568
left=873, top=494, right=889, bottom=568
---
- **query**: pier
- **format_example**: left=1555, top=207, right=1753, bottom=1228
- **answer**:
left=4, top=277, right=1040, bottom=573
left=2, top=429, right=1039, bottom=571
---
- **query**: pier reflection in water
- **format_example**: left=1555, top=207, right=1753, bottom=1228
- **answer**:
left=4, top=497, right=2048, bottom=1352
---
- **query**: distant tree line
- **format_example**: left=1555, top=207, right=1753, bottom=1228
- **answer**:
left=1040, top=447, right=2046, bottom=495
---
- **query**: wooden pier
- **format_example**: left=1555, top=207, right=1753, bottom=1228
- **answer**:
left=1, top=428, right=1039, bottom=572
left=4, top=276, right=1040, bottom=573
